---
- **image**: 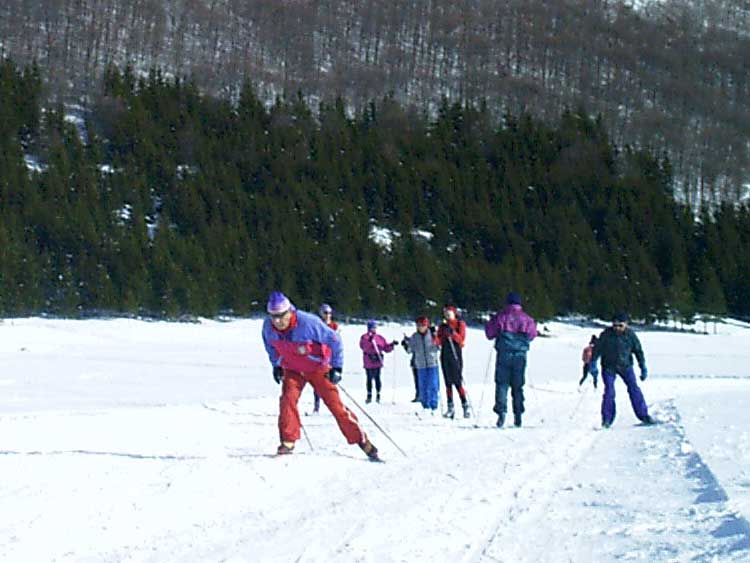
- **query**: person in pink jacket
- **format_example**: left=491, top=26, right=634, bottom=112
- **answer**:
left=359, top=319, right=398, bottom=403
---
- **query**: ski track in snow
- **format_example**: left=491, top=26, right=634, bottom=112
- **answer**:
left=1, top=318, right=750, bottom=562
left=477, top=398, right=750, bottom=562
left=3, top=392, right=749, bottom=562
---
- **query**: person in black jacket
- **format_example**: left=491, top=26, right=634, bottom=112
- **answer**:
left=590, top=312, right=655, bottom=428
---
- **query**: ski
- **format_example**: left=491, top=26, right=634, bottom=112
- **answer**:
left=240, top=448, right=385, bottom=462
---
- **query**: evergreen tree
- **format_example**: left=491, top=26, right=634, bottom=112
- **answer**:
left=694, top=259, right=727, bottom=333
left=2, top=61, right=749, bottom=321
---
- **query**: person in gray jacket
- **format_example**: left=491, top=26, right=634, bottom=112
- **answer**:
left=401, top=316, right=441, bottom=411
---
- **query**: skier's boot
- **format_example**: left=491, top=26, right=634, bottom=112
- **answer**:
left=277, top=441, right=295, bottom=455
left=365, top=393, right=372, bottom=404
left=359, top=438, right=380, bottom=461
left=640, top=415, right=656, bottom=425
left=602, top=420, right=611, bottom=429
left=411, top=394, right=420, bottom=403
left=462, top=401, right=471, bottom=419
left=376, top=393, right=381, bottom=403
left=514, top=413, right=522, bottom=428
left=496, top=413, right=505, bottom=428
left=443, top=401, right=455, bottom=419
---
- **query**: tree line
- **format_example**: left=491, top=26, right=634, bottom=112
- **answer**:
left=1, top=0, right=749, bottom=207
left=0, top=60, right=747, bottom=323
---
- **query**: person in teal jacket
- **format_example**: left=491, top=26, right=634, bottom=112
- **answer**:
left=590, top=312, right=655, bottom=428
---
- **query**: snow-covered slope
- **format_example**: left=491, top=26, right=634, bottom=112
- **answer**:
left=1, top=317, right=749, bottom=562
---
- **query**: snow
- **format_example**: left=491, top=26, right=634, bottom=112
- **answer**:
left=64, top=105, right=88, bottom=144
left=369, top=224, right=399, bottom=251
left=176, top=164, right=197, bottom=179
left=1, top=316, right=749, bottom=562
left=625, top=0, right=669, bottom=13
left=369, top=225, right=437, bottom=252
left=117, top=203, right=133, bottom=223
left=23, top=154, right=47, bottom=173
left=411, top=228, right=433, bottom=241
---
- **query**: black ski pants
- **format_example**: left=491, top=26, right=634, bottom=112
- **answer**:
left=366, top=368, right=382, bottom=395
left=493, top=353, right=526, bottom=417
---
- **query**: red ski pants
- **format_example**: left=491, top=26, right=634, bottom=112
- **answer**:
left=279, top=368, right=367, bottom=445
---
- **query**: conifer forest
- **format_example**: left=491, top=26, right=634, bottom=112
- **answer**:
left=0, top=60, right=747, bottom=322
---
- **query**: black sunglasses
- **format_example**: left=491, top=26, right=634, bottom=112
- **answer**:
left=270, top=311, right=289, bottom=320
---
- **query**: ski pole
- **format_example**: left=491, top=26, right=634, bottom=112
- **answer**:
left=473, top=347, right=495, bottom=428
left=339, top=383, right=408, bottom=457
left=568, top=386, right=588, bottom=421
left=391, top=349, right=398, bottom=405
left=527, top=384, right=575, bottom=395
left=301, top=422, right=314, bottom=451
left=446, top=325, right=459, bottom=362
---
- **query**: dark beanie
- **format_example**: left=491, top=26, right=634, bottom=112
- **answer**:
left=505, top=291, right=522, bottom=305
left=613, top=311, right=630, bottom=323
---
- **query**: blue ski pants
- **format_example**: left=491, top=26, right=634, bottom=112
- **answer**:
left=601, top=366, right=649, bottom=425
left=417, top=366, right=440, bottom=410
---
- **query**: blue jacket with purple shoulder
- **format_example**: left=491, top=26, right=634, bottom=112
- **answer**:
left=262, top=309, right=343, bottom=374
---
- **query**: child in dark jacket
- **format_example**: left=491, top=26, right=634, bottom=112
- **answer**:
left=579, top=334, right=598, bottom=388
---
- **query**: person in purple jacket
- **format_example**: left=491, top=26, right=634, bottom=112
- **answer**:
left=359, top=320, right=398, bottom=403
left=484, top=292, right=538, bottom=428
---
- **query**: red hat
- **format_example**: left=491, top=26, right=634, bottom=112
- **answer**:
left=443, top=305, right=457, bottom=315
left=415, top=316, right=430, bottom=326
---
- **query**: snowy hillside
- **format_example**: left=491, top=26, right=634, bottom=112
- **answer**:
left=1, top=317, right=749, bottom=562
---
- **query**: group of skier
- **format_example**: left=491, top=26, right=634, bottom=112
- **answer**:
left=261, top=290, right=655, bottom=461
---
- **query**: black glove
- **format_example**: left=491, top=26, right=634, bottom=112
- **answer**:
left=640, top=368, right=648, bottom=381
left=327, top=367, right=342, bottom=384
left=429, top=326, right=436, bottom=336
left=273, top=366, right=283, bottom=384
left=391, top=340, right=399, bottom=346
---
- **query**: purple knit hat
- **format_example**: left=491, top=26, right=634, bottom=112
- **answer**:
left=506, top=291, right=522, bottom=305
left=267, top=291, right=292, bottom=314
left=367, top=319, right=377, bottom=331
left=319, top=303, right=333, bottom=316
